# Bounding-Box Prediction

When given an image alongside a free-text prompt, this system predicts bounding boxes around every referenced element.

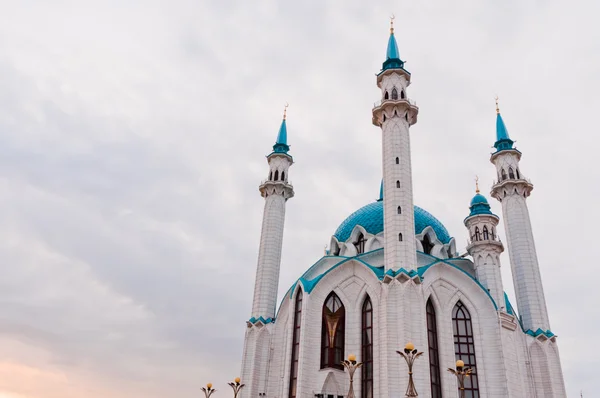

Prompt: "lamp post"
[396,342,424,397]
[447,360,473,398]
[228,377,245,398]
[342,354,363,398]
[201,383,216,398]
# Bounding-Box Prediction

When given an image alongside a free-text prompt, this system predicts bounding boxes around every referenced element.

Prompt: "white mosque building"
[239,23,567,398]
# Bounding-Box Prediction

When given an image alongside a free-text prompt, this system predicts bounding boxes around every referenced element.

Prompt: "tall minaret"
[464,178,505,308]
[489,100,550,332]
[250,106,295,321]
[372,18,420,272]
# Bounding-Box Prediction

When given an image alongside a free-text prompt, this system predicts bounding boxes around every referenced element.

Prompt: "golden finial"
[475,175,480,194]
[283,102,289,120]
[390,14,395,34]
[495,95,500,114]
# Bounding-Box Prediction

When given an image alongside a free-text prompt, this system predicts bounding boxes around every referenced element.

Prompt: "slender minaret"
[464,178,505,308]
[250,106,295,321]
[372,17,420,272]
[489,99,550,332]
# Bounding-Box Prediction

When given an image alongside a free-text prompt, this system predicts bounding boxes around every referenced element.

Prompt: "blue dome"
[470,193,489,206]
[334,201,452,244]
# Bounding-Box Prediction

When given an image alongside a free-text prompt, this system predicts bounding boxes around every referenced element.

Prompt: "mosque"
[239,22,567,398]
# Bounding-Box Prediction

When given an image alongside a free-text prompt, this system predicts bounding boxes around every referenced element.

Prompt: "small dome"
[470,193,489,207]
[333,201,452,244]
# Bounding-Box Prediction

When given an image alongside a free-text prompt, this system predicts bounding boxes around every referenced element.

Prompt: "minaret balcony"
[259,180,294,199]
[490,178,533,200]
[467,239,504,254]
[372,98,419,127]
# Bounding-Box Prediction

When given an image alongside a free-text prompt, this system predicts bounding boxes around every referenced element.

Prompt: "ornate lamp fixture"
[447,360,473,398]
[228,377,245,398]
[396,342,423,397]
[342,354,363,398]
[201,383,216,398]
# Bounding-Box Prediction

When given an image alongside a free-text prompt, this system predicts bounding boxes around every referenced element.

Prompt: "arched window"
[482,226,489,240]
[397,206,402,214]
[509,167,515,179]
[361,297,373,398]
[405,113,409,122]
[281,171,285,181]
[354,233,367,255]
[516,168,520,179]
[391,87,398,100]
[395,157,400,164]
[274,170,279,181]
[384,91,389,100]
[398,233,403,242]
[401,90,406,99]
[491,227,496,240]
[501,169,507,181]
[452,302,479,397]
[474,227,480,241]
[269,171,273,180]
[321,293,345,370]
[396,180,401,188]
[426,299,442,398]
[383,114,387,122]
[289,289,303,398]
[422,235,434,255]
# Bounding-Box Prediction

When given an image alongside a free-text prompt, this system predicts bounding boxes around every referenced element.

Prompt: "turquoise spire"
[382,17,406,71]
[467,178,494,218]
[272,105,290,154]
[378,179,383,201]
[493,98,514,152]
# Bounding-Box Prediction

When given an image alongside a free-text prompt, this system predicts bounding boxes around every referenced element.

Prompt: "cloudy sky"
[0,0,598,397]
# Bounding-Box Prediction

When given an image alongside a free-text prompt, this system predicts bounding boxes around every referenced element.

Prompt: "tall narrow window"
[269,171,273,180]
[474,227,480,241]
[274,170,279,181]
[501,169,507,181]
[426,299,442,398]
[395,157,400,164]
[396,180,401,188]
[321,293,345,370]
[384,91,389,100]
[422,235,434,255]
[397,206,402,214]
[399,233,403,241]
[401,90,406,99]
[482,226,489,240]
[289,289,303,398]
[392,88,398,100]
[452,302,479,397]
[354,233,367,254]
[282,171,285,181]
[516,168,521,179]
[509,167,515,179]
[361,297,373,398]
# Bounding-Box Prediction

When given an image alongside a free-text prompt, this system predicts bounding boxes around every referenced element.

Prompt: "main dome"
[333,200,452,243]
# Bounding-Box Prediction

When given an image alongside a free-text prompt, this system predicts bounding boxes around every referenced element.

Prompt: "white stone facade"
[240,30,566,398]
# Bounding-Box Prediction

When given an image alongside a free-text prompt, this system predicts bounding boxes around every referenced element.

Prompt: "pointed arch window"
[509,167,515,179]
[391,87,398,100]
[474,226,481,241]
[269,171,273,180]
[274,170,279,181]
[452,302,480,397]
[321,293,345,370]
[401,90,406,99]
[282,171,285,181]
[354,233,367,255]
[426,299,442,398]
[361,297,373,398]
[501,169,507,181]
[516,168,521,179]
[422,235,434,255]
[289,289,303,398]
[384,91,389,100]
[482,226,489,240]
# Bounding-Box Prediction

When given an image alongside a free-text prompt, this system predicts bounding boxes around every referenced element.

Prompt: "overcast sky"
[0,0,598,397]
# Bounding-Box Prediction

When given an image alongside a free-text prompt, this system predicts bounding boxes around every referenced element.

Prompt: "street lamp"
[447,360,473,398]
[228,377,245,398]
[201,383,216,398]
[396,342,424,397]
[342,353,363,398]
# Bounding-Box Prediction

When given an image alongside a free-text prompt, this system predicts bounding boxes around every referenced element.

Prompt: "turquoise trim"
[494,113,514,151]
[272,119,290,154]
[248,316,275,325]
[333,201,452,244]
[525,328,556,339]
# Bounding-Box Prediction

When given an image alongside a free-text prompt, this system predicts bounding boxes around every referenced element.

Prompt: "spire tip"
[390,14,395,34]
[283,102,289,120]
[495,95,500,114]
[475,175,480,194]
